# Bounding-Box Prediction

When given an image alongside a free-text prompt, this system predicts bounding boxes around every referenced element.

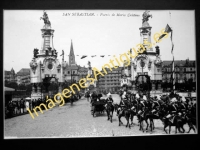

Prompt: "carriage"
[91,98,107,117]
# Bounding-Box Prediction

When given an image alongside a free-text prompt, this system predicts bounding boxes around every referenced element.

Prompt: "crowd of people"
[5,92,84,118]
[5,98,49,118]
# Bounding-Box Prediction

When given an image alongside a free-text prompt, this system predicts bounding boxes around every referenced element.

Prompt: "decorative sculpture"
[33,48,39,58]
[30,58,38,74]
[88,61,91,69]
[60,50,64,61]
[140,59,145,68]
[148,59,152,69]
[142,10,152,24]
[133,62,137,70]
[154,55,162,67]
[40,10,51,28]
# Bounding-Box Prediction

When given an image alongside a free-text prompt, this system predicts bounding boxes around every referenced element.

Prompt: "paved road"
[4,94,194,138]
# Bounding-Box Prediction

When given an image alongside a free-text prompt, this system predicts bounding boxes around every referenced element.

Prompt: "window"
[190,74,193,76]
[68,71,70,74]
[73,71,75,74]
[190,68,192,71]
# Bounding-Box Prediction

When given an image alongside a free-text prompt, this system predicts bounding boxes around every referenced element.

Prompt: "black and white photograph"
[3,9,197,138]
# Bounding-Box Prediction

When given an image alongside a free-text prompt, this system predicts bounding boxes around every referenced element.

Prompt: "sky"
[4,10,195,73]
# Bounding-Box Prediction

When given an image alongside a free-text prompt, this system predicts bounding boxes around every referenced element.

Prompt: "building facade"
[98,67,123,93]
[162,59,196,83]
[16,68,31,85]
[4,68,16,83]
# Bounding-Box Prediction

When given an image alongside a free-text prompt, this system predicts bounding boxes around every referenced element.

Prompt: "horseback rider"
[138,95,146,113]
[151,96,160,116]
[105,93,114,109]
[117,94,128,116]
[176,97,187,116]
[165,97,178,123]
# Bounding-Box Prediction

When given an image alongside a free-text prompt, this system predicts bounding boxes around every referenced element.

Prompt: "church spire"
[69,39,75,66]
[70,39,74,56]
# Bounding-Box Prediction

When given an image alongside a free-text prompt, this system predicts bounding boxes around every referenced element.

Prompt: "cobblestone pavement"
[4,94,195,138]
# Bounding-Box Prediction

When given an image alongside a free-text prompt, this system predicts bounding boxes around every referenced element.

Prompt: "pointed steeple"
[70,39,74,56]
[69,39,75,66]
[11,68,15,74]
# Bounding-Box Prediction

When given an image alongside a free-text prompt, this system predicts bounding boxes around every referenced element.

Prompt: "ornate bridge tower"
[30,11,65,99]
[131,10,162,96]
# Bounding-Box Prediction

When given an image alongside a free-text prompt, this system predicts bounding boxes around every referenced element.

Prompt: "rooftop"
[16,68,30,76]
[162,60,195,67]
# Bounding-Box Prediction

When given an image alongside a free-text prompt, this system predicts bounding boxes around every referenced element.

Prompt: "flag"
[100,55,105,57]
[172,55,175,90]
[81,55,87,59]
[171,31,174,54]
[157,24,172,42]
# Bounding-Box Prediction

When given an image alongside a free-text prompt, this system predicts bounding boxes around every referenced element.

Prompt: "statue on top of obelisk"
[142,10,152,27]
[40,10,51,28]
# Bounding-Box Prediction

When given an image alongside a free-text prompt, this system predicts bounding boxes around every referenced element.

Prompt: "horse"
[129,104,138,126]
[115,104,131,128]
[137,104,151,132]
[40,11,51,27]
[142,10,152,23]
[145,99,166,131]
[184,104,196,133]
[162,115,185,134]
[128,98,139,126]
[148,106,166,132]
[105,102,114,123]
